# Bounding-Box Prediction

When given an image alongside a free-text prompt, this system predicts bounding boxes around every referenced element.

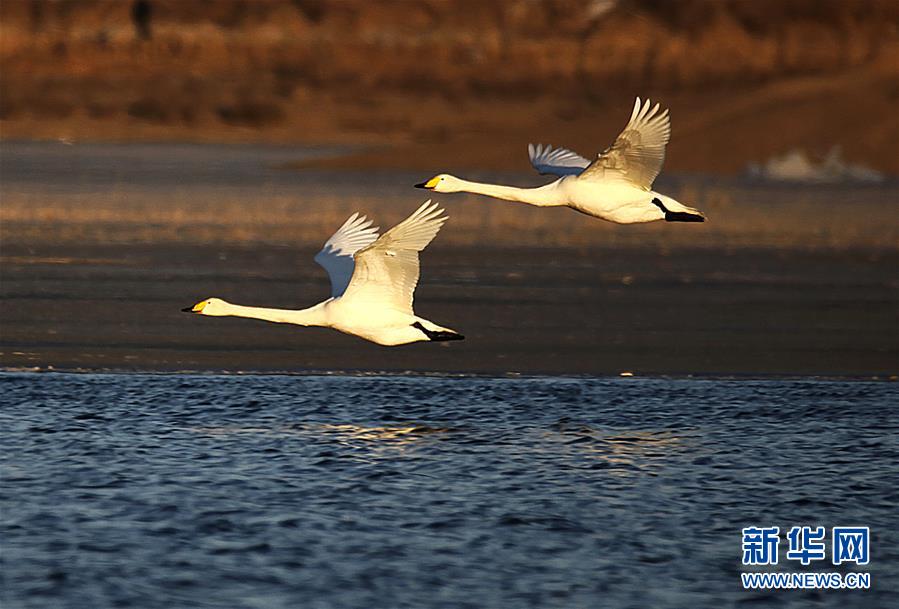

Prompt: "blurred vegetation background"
[2,0,897,174]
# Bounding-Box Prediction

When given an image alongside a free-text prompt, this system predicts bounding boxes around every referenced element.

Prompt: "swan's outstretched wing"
[528,143,591,176]
[314,212,380,298]
[579,97,671,190]
[341,200,447,314]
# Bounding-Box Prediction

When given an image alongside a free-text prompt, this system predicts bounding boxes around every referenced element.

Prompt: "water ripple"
[1,373,896,609]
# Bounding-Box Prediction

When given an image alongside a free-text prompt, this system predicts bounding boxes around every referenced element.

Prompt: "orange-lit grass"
[1,184,896,250]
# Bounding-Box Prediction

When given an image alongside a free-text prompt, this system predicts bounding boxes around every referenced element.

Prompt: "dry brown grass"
[1,1,898,174]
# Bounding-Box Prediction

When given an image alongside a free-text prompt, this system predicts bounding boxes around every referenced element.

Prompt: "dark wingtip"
[666,212,705,223]
[414,182,428,189]
[432,332,464,342]
[653,198,705,223]
[412,322,464,342]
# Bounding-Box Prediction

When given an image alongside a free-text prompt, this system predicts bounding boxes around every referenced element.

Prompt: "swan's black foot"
[412,322,464,341]
[652,198,705,222]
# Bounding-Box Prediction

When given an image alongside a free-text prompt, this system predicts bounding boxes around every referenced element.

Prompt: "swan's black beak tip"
[414,182,428,189]
[181,306,194,313]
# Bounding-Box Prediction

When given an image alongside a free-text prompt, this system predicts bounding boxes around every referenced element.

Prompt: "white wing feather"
[578,97,671,189]
[314,212,380,298]
[341,200,447,314]
[528,143,591,176]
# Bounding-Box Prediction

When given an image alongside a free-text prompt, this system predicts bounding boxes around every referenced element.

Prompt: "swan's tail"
[412,321,464,342]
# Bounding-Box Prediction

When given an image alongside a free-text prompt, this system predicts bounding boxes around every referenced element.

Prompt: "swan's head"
[182,297,230,316]
[414,174,462,193]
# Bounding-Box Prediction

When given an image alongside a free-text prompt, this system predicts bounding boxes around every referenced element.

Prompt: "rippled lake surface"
[2,373,897,609]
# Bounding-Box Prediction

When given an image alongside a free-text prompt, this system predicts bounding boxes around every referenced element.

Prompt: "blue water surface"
[1,373,897,609]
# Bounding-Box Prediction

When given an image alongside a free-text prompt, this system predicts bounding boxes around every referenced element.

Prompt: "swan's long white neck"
[452,178,564,207]
[218,301,328,327]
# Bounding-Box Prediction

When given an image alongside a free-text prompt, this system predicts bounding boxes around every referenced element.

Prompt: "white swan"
[183,201,463,346]
[416,97,705,224]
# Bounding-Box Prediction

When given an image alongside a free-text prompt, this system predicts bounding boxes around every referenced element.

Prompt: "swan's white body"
[184,201,462,346]
[417,97,705,224]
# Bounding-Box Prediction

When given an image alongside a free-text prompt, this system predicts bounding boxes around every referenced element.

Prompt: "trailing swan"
[416,97,705,224]
[183,201,463,346]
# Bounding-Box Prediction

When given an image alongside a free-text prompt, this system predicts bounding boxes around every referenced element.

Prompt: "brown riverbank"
[1,137,896,378]
[2,241,896,377]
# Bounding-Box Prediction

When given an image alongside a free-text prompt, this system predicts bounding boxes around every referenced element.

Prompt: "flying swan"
[183,201,463,346]
[415,97,705,224]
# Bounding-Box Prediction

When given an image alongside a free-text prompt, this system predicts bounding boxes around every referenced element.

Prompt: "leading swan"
[183,201,463,346]
[416,97,705,224]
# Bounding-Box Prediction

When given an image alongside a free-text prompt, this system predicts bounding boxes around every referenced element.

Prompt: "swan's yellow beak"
[182,300,207,313]
[414,176,440,189]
